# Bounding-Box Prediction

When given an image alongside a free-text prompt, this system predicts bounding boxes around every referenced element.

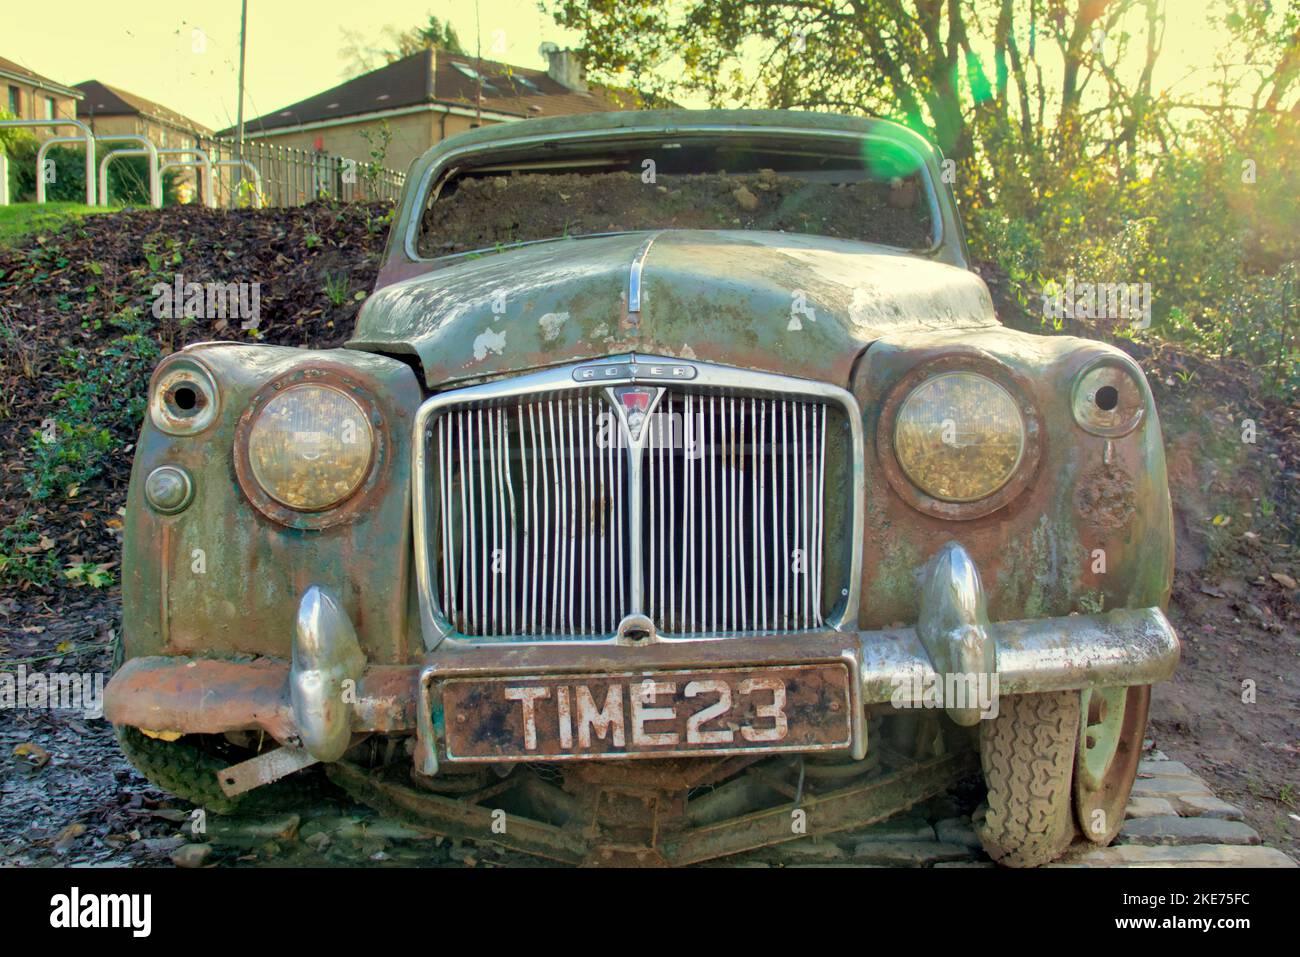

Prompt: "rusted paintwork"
[349,231,998,391]
[853,329,1173,627]
[109,108,1180,866]
[104,656,416,738]
[121,343,423,665]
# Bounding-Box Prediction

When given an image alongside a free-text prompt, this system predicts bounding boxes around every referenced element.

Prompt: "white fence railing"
[204,137,405,208]
[0,119,405,209]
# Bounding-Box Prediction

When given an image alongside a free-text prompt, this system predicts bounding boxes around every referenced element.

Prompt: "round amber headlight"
[247,385,374,511]
[894,372,1025,502]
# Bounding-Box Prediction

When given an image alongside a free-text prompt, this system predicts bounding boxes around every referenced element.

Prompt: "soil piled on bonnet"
[418,170,932,257]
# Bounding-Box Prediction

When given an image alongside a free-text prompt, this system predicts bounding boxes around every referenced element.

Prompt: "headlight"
[247,385,374,510]
[894,372,1025,502]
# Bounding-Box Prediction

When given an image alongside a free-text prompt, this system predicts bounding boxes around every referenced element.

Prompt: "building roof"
[218,48,650,137]
[75,80,213,136]
[0,55,83,99]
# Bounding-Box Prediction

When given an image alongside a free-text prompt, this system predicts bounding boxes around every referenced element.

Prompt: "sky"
[6,1,583,131]
[5,0,1236,132]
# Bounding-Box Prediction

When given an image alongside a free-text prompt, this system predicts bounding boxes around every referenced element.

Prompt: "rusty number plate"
[440,663,852,762]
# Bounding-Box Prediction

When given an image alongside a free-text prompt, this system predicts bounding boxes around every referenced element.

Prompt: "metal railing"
[0,119,404,209]
[4,119,99,204]
[205,137,405,208]
[96,135,161,208]
[157,147,214,207]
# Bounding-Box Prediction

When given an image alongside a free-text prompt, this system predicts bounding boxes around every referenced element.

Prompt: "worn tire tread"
[977,691,1079,868]
[115,725,247,814]
[110,635,322,815]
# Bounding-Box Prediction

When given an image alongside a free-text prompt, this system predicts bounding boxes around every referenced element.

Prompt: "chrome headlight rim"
[150,357,220,436]
[1070,355,1146,437]
[876,353,1042,521]
[234,367,387,530]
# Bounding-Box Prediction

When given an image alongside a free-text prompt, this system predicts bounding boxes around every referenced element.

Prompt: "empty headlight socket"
[1071,357,1146,438]
[150,358,220,436]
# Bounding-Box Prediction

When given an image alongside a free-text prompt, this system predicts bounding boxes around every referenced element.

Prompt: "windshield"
[416,135,936,259]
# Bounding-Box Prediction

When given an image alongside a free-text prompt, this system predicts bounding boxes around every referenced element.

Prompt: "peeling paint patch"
[680,342,697,359]
[472,328,507,361]
[591,322,610,340]
[538,311,570,342]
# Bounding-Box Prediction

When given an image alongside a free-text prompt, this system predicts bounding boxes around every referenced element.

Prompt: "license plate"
[439,663,853,761]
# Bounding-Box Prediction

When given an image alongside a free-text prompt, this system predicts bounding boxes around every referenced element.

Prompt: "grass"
[0,202,114,248]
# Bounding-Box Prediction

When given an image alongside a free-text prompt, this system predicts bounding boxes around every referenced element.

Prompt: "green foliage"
[0,202,110,249]
[63,561,115,588]
[548,0,1300,396]
[321,270,350,306]
[0,109,38,200]
[23,324,160,501]
[358,122,393,197]
[0,514,60,588]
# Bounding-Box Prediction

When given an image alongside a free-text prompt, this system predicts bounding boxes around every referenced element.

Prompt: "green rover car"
[106,110,1179,867]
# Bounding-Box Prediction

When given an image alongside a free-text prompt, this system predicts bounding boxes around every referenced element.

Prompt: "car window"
[416,136,935,259]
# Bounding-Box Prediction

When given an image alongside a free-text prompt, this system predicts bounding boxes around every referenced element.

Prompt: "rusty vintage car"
[106,110,1179,867]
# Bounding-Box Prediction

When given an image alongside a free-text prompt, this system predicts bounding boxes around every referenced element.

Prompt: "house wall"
[2,78,79,137]
[245,108,512,176]
[83,114,207,203]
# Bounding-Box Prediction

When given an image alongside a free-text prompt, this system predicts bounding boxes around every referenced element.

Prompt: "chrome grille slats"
[422,365,847,642]
[638,392,826,637]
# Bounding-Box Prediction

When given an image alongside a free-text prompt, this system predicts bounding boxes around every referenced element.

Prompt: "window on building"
[7,86,20,117]
[44,96,56,119]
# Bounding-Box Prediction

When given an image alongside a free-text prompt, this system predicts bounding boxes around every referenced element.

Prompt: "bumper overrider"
[104,542,1179,791]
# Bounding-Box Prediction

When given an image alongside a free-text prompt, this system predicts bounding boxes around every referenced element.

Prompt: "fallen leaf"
[13,742,50,768]
[53,823,87,853]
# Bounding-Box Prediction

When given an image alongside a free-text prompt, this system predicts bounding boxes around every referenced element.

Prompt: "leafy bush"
[23,325,160,501]
[0,514,60,588]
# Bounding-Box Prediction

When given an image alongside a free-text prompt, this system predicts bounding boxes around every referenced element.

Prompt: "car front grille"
[415,358,861,642]
[644,392,827,634]
[431,394,630,638]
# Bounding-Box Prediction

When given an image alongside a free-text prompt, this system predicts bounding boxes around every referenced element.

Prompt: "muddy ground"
[0,203,1295,867]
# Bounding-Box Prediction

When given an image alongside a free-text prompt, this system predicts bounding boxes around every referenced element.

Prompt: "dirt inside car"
[104,109,1180,867]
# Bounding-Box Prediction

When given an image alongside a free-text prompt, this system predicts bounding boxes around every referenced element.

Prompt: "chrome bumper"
[105,544,1179,769]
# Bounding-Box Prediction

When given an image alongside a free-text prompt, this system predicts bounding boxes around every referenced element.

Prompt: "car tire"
[110,633,322,815]
[976,691,1080,868]
[115,725,252,814]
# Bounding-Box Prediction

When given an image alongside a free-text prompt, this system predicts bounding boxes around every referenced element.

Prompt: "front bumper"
[104,543,1180,769]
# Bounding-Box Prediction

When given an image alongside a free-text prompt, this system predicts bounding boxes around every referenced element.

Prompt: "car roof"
[418,108,943,164]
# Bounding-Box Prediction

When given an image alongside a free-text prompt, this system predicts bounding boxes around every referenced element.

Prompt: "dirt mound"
[418,170,931,257]
[0,202,392,621]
